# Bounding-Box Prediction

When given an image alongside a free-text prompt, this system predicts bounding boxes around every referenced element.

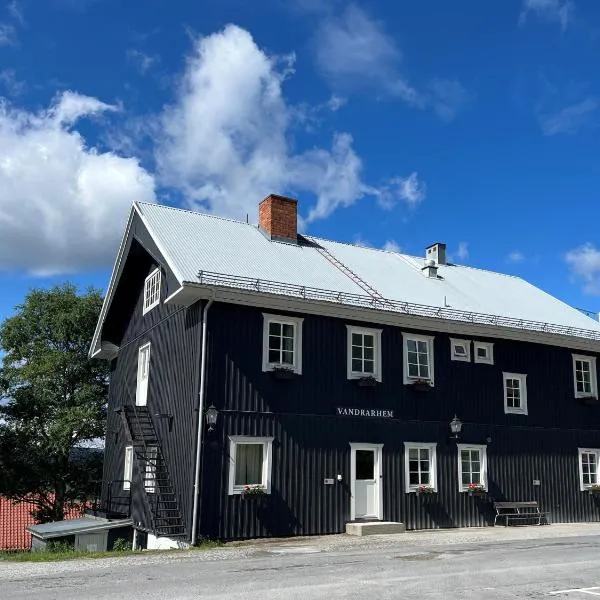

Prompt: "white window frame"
[123,446,133,491]
[503,372,528,415]
[404,442,438,493]
[144,446,158,494]
[402,333,435,385]
[474,342,494,365]
[572,354,598,399]
[578,448,600,491]
[450,338,471,362]
[143,268,161,315]
[262,313,303,374]
[457,444,488,492]
[136,343,151,407]
[228,436,274,495]
[346,325,382,381]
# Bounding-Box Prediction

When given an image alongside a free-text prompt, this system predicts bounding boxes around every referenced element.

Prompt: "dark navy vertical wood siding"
[198,301,600,540]
[101,247,202,537]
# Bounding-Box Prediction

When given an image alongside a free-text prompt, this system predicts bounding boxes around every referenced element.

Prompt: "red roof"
[0,496,84,551]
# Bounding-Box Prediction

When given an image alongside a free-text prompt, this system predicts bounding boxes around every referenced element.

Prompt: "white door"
[350,443,383,520]
[136,343,151,406]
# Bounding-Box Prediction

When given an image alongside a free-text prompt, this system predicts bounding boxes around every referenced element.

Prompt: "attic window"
[450,339,471,362]
[143,269,161,315]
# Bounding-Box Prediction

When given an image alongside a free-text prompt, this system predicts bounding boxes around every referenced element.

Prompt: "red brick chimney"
[258,194,298,243]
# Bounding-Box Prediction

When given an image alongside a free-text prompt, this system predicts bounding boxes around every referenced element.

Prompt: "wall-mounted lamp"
[205,405,219,432]
[449,415,462,441]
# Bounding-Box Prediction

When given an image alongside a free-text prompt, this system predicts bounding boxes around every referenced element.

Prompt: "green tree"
[0,284,108,522]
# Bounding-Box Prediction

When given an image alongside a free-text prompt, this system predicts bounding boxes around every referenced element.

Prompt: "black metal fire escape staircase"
[119,405,186,538]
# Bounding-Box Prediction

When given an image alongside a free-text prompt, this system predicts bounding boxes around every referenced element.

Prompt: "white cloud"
[508,250,525,263]
[0,69,26,97]
[126,49,158,75]
[378,172,426,209]
[538,97,598,135]
[313,4,467,119]
[7,1,25,26]
[0,92,156,274]
[327,94,346,111]
[0,23,16,46]
[456,242,469,261]
[519,0,574,31]
[383,240,402,253]
[565,243,600,295]
[155,24,420,224]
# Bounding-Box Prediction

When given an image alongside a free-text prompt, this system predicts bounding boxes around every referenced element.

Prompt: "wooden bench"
[493,501,549,526]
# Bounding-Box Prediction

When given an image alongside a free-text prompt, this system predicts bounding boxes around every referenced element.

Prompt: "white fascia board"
[176,282,600,353]
[89,202,185,359]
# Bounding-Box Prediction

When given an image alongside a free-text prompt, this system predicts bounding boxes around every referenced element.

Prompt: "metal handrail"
[196,270,600,343]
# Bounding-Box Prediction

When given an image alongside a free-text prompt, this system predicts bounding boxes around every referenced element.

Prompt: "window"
[457,444,488,492]
[572,355,598,399]
[402,333,435,385]
[262,314,303,374]
[474,342,494,365]
[136,343,151,407]
[503,372,528,415]
[144,447,158,494]
[143,269,161,314]
[123,446,133,491]
[578,448,600,491]
[450,338,471,362]
[228,436,274,494]
[346,326,382,381]
[404,442,437,492]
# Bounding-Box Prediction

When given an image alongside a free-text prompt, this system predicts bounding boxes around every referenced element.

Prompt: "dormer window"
[262,313,303,374]
[450,339,471,362]
[143,268,161,315]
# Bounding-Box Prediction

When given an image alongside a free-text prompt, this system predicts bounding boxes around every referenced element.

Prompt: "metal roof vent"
[426,242,447,266]
[422,259,439,279]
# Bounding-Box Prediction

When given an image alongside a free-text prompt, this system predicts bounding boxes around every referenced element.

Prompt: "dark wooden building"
[91,194,600,545]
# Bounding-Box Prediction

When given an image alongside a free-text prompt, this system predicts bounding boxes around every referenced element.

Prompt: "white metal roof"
[90,200,597,348]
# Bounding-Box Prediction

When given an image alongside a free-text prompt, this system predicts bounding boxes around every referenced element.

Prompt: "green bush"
[46,540,75,553]
[112,538,132,552]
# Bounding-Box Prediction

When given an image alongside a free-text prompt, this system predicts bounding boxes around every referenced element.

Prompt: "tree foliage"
[0,284,108,522]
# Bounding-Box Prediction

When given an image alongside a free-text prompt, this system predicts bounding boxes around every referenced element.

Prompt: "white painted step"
[346,521,406,536]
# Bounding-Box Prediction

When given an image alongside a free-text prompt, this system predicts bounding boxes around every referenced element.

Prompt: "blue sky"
[0,0,600,323]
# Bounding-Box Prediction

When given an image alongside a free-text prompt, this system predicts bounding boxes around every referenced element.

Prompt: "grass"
[0,540,223,562]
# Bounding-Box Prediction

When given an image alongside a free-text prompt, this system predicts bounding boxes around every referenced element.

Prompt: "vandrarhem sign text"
[336,407,394,418]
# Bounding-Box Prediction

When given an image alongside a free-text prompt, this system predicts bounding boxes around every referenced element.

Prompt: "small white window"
[474,342,494,365]
[346,326,382,381]
[402,333,435,385]
[262,314,303,374]
[572,355,598,398]
[450,338,471,362]
[228,436,274,495]
[503,372,528,415]
[143,269,161,314]
[123,446,133,491]
[578,448,600,490]
[404,442,437,492]
[457,444,488,492]
[136,343,151,407]
[144,446,158,494]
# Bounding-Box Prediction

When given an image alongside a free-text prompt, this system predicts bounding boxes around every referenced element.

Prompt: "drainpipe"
[191,297,213,546]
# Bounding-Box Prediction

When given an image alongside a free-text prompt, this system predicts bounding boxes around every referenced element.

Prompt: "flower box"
[241,485,266,497]
[416,485,437,496]
[270,367,294,380]
[408,379,432,392]
[466,483,486,496]
[580,396,598,406]
[357,376,378,387]
[587,485,600,495]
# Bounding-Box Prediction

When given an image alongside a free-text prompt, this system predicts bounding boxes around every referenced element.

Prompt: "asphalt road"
[4,530,600,599]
